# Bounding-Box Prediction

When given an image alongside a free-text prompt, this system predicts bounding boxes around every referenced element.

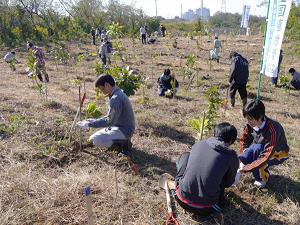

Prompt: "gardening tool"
[67,91,86,141]
[84,186,94,225]
[224,86,229,112]
[159,173,179,225]
[200,111,206,140]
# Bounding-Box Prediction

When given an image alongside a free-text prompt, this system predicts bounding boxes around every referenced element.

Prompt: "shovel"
[159,173,179,225]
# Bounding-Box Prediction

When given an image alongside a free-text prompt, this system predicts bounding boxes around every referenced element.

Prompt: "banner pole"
[257,0,271,100]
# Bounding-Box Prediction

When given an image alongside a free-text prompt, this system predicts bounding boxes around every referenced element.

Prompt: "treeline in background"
[0,0,299,47]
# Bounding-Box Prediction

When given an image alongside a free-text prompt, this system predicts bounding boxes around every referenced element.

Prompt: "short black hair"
[164,69,171,76]
[243,99,265,120]
[214,122,237,144]
[95,74,115,87]
[229,51,238,59]
[11,51,15,55]
[289,68,295,74]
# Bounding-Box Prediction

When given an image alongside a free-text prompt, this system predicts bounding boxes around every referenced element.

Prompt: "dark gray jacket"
[229,54,249,85]
[178,137,239,206]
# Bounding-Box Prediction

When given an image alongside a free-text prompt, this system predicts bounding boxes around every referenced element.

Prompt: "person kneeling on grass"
[77,74,135,153]
[288,68,300,90]
[157,69,179,98]
[174,122,239,216]
[239,99,289,188]
[4,51,18,71]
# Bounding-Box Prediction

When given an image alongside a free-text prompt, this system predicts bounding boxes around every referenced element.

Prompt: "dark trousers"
[141,34,146,44]
[291,80,300,90]
[239,144,288,182]
[229,83,247,106]
[174,152,223,216]
[92,35,96,45]
[101,56,107,65]
[271,77,278,85]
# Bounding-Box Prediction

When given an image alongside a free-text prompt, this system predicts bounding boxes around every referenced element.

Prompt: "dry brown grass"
[0,34,300,225]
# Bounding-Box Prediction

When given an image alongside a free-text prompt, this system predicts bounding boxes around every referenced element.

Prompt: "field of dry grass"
[0,34,300,225]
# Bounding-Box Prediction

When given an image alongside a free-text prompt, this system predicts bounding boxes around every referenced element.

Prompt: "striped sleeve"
[243,121,277,172]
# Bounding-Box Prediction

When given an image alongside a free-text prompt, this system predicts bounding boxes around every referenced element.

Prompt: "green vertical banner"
[258,0,293,99]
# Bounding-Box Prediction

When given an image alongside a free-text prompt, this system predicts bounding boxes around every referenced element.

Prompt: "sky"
[120,0,268,18]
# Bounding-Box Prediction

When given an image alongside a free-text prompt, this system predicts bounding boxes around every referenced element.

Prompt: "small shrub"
[85,102,102,118]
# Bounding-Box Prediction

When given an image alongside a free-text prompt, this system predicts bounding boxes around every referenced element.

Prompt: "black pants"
[101,56,107,65]
[174,152,224,216]
[291,80,300,90]
[229,83,247,102]
[141,34,146,44]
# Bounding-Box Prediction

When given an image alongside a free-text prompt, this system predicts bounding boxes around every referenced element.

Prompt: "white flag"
[241,5,251,28]
[261,0,293,77]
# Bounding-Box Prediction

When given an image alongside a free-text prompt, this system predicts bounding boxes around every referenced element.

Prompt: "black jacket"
[229,54,249,85]
[239,116,289,172]
[178,137,239,206]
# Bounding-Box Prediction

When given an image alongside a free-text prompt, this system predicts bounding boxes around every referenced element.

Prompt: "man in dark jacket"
[229,52,249,107]
[157,68,179,98]
[175,122,239,215]
[91,27,96,45]
[239,99,289,188]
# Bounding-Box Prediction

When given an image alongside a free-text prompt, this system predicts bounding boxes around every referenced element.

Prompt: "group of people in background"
[1,28,295,219]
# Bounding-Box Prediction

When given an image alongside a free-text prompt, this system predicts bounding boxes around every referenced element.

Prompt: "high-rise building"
[195,7,210,20]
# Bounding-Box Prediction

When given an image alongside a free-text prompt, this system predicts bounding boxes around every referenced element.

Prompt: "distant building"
[195,7,210,21]
[182,7,210,21]
[182,9,196,21]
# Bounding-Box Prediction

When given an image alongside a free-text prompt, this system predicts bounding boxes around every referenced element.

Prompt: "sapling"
[188,86,222,139]
[26,49,45,100]
[172,39,178,48]
[7,60,16,72]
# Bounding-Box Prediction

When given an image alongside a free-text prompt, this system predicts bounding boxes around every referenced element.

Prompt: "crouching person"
[239,99,289,188]
[77,74,135,153]
[157,68,179,98]
[174,122,239,216]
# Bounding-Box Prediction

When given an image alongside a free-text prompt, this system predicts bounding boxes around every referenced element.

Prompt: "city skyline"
[120,0,269,18]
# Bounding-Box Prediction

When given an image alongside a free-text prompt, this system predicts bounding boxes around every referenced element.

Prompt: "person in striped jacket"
[239,99,289,188]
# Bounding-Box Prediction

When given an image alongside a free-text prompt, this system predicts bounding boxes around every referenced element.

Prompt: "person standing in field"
[99,37,112,66]
[140,26,146,45]
[228,51,249,107]
[160,24,166,37]
[91,27,96,45]
[210,36,222,63]
[271,50,283,86]
[27,42,49,82]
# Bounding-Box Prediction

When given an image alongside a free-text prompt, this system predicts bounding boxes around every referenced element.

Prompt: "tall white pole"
[181,4,182,19]
[201,0,203,19]
[155,0,158,17]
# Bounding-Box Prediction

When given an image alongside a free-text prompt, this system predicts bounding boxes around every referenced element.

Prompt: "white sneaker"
[254,180,267,188]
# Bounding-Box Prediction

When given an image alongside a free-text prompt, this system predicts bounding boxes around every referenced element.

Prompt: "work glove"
[76,120,90,129]
[232,169,241,186]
